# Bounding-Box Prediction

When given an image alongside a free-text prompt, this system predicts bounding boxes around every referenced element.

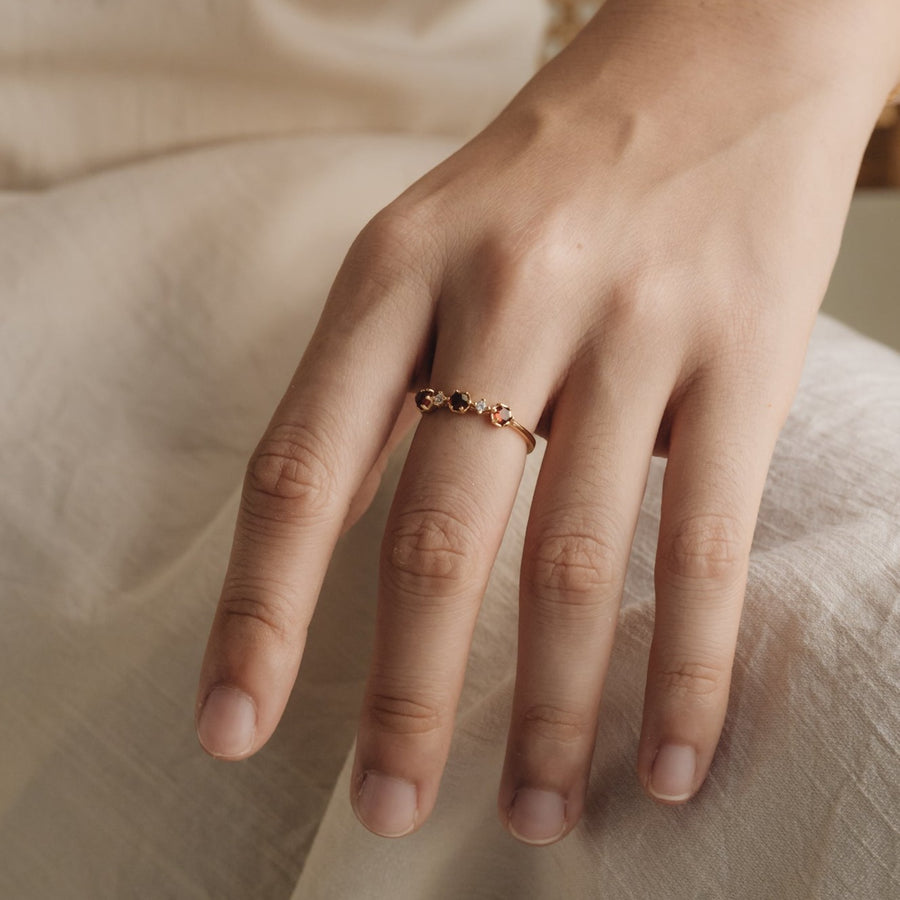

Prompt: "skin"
[195,0,900,845]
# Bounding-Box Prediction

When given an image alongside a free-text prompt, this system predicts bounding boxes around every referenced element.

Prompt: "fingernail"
[507,788,567,845]
[649,744,696,802]
[355,772,418,837]
[196,686,257,758]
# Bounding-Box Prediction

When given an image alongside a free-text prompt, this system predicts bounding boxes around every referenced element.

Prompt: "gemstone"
[490,404,512,427]
[433,391,446,406]
[415,388,435,412]
[474,399,487,414]
[449,390,471,413]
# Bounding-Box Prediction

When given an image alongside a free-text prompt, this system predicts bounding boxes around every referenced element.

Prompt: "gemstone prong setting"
[413,388,535,453]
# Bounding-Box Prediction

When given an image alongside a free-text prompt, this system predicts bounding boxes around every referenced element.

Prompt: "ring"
[414,388,536,454]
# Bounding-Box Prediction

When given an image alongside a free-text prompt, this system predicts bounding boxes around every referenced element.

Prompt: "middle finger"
[499,347,675,844]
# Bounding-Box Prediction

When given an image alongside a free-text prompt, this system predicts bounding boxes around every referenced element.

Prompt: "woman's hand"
[195,0,900,844]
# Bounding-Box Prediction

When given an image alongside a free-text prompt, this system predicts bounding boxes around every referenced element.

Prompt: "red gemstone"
[490,404,512,427]
[415,389,435,412]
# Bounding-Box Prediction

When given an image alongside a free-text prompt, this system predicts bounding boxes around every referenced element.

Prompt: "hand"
[196,0,900,844]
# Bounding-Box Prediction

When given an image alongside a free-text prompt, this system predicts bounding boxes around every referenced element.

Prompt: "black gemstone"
[449,390,471,413]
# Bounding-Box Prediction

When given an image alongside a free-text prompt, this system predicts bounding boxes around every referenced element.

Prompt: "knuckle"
[367,692,445,736]
[383,506,479,601]
[661,513,745,584]
[520,704,590,746]
[350,204,437,288]
[473,231,526,279]
[531,529,619,595]
[526,528,620,616]
[601,266,669,338]
[244,423,338,522]
[469,229,554,304]
[364,203,428,248]
[219,578,297,644]
[654,661,728,701]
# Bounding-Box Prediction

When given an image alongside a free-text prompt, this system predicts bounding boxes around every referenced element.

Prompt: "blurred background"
[829,101,900,352]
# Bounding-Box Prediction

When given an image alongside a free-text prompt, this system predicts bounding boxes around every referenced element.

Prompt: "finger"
[350,338,553,837]
[196,218,437,760]
[638,369,784,803]
[498,354,674,845]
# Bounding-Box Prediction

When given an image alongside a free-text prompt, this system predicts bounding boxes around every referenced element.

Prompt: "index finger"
[195,221,435,759]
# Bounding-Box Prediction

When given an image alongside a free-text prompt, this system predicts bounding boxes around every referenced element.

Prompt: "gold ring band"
[414,388,536,454]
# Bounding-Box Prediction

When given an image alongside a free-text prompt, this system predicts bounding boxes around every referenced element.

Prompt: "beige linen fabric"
[0,1,544,897]
[0,0,543,189]
[1,2,899,899]
[297,313,900,899]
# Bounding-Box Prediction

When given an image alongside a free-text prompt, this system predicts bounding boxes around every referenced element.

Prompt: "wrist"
[567,0,900,109]
[532,0,900,153]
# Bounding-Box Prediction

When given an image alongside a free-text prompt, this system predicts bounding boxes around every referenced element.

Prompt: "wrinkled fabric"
[0,0,544,189]
[296,312,900,899]
[1,2,898,899]
[0,2,544,896]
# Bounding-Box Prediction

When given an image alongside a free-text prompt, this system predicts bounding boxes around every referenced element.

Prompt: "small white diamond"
[433,391,446,406]
[474,399,487,414]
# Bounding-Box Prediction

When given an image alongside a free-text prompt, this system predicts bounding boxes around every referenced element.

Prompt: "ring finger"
[499,349,675,844]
